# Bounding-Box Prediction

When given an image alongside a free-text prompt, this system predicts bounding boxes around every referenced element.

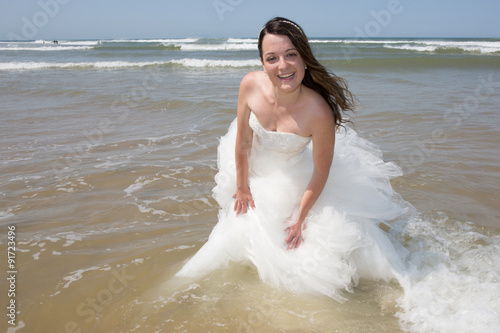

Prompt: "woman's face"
[260,33,306,93]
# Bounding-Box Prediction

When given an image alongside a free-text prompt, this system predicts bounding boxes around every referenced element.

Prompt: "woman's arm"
[233,73,257,215]
[285,107,336,249]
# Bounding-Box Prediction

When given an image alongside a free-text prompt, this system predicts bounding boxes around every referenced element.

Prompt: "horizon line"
[2,36,500,42]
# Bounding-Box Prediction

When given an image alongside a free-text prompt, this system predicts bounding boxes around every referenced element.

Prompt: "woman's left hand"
[284,218,304,250]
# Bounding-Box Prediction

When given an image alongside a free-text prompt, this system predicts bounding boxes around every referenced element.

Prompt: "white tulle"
[176,112,413,302]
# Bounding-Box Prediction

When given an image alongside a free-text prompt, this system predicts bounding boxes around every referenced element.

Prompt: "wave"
[341,39,415,44]
[310,38,500,54]
[175,43,257,51]
[61,41,101,46]
[180,38,353,49]
[1,38,256,52]
[94,43,180,51]
[309,39,346,44]
[0,58,261,70]
[395,213,500,333]
[336,39,500,54]
[0,46,93,51]
[384,40,500,54]
[4,38,500,48]
[0,39,98,51]
[3,53,498,71]
[103,38,200,44]
[226,38,257,43]
[4,38,498,55]
[328,55,500,70]
[169,58,260,67]
[30,39,100,45]
[0,61,165,70]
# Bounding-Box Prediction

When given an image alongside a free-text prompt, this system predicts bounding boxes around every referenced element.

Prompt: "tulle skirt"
[176,118,413,302]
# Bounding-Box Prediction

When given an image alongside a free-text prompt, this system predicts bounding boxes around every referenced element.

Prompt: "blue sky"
[1,0,499,40]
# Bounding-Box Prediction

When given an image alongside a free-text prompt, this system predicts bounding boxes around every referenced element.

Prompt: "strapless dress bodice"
[249,112,311,155]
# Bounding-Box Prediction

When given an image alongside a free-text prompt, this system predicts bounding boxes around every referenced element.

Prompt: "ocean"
[1,37,499,332]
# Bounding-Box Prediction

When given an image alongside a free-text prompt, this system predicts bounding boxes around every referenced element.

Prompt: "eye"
[287,52,297,58]
[266,56,277,62]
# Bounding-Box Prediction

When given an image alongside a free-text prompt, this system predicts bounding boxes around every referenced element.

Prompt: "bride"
[176,17,412,302]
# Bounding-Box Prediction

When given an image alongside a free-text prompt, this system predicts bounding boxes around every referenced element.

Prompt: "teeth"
[278,73,294,79]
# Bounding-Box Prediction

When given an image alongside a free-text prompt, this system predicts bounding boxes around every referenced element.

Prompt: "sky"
[1,0,499,41]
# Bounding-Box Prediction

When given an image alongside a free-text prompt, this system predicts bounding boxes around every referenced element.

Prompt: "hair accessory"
[277,20,303,34]
[259,20,304,35]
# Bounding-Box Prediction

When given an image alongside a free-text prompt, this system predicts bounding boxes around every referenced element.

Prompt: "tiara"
[259,20,303,35]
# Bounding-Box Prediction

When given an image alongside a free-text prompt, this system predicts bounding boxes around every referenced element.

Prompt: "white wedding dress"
[176,112,412,302]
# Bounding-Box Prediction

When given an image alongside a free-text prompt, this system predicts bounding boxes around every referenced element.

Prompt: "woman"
[233,17,355,250]
[176,17,411,302]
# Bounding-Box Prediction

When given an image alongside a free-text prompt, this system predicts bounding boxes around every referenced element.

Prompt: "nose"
[278,56,288,70]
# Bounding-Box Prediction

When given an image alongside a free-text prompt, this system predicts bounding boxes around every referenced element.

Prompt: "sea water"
[1,37,499,332]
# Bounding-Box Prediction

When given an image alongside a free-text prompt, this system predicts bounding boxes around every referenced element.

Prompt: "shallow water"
[1,38,499,332]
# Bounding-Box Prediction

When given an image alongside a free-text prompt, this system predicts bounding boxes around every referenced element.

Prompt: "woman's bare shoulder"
[240,71,264,88]
[302,88,336,134]
[237,72,265,118]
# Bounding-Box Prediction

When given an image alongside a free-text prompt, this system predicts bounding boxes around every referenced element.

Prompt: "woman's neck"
[272,84,304,109]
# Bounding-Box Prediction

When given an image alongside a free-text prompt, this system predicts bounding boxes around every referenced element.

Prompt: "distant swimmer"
[53,40,59,44]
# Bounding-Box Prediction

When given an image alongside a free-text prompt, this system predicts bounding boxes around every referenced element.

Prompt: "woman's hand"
[233,187,255,215]
[284,216,305,250]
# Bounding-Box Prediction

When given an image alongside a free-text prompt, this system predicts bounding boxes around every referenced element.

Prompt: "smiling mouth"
[277,72,295,80]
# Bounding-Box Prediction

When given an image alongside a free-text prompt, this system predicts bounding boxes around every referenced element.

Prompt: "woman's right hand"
[233,187,255,215]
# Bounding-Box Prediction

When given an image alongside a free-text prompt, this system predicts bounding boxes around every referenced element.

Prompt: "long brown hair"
[258,17,354,128]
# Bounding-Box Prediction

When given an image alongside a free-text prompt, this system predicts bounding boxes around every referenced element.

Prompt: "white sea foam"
[176,43,257,51]
[0,58,261,70]
[33,251,44,260]
[396,215,500,333]
[94,159,130,169]
[309,39,345,44]
[57,187,75,192]
[337,39,500,53]
[9,175,43,182]
[136,203,167,216]
[0,61,164,70]
[226,38,257,43]
[0,211,14,220]
[7,39,98,45]
[106,38,199,43]
[61,265,110,290]
[0,46,93,51]
[384,40,500,53]
[124,176,162,196]
[0,205,21,220]
[165,245,196,253]
[399,266,500,332]
[62,233,84,247]
[386,44,438,52]
[60,40,100,46]
[170,58,260,68]
[343,39,413,44]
